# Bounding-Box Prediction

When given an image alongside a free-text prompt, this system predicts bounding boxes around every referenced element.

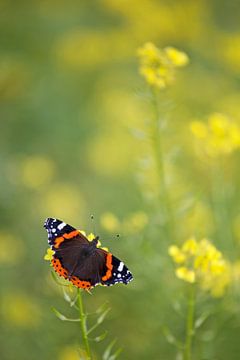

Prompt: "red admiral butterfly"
[44,218,133,290]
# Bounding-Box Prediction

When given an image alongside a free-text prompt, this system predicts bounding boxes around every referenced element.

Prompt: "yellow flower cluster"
[169,237,230,297]
[190,113,240,157]
[138,42,189,89]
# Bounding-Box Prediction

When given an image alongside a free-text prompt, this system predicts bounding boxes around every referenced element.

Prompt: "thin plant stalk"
[210,158,234,253]
[77,288,92,360]
[184,284,196,360]
[150,87,175,242]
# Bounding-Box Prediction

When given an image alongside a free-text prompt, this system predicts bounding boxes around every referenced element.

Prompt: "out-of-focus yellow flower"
[39,183,85,222]
[20,155,55,189]
[87,232,108,252]
[100,212,120,232]
[123,211,149,234]
[164,46,189,67]
[190,121,208,139]
[0,232,24,265]
[58,346,80,360]
[168,245,186,264]
[182,237,198,256]
[176,267,196,283]
[2,293,40,327]
[44,248,55,261]
[137,42,189,89]
[180,202,214,239]
[169,237,230,296]
[190,113,240,157]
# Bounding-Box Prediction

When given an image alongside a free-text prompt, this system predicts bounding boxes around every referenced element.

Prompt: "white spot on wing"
[117,261,124,272]
[58,222,66,230]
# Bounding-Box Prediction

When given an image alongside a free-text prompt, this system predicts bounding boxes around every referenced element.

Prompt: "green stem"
[184,284,196,360]
[210,159,234,253]
[150,87,175,242]
[78,288,91,360]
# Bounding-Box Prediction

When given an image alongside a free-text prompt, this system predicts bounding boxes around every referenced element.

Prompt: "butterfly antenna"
[90,214,97,238]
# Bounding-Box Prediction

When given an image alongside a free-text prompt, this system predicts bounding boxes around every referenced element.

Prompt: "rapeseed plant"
[138,42,189,89]
[44,232,120,360]
[169,237,230,297]
[190,113,240,158]
[137,42,189,242]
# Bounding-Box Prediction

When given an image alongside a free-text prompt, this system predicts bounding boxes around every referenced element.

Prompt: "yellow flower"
[190,121,208,139]
[169,237,230,297]
[168,245,186,264]
[138,42,189,89]
[87,233,95,241]
[182,237,198,256]
[164,46,189,67]
[44,248,55,261]
[176,267,196,283]
[190,113,240,157]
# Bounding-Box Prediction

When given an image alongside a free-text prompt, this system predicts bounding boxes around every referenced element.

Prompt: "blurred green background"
[1,1,240,359]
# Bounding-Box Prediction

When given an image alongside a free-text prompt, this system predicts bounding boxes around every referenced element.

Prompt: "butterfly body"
[44,218,133,290]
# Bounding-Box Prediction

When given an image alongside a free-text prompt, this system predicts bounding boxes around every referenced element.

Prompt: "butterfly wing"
[44,218,89,249]
[97,248,133,286]
[44,218,94,289]
[44,218,133,290]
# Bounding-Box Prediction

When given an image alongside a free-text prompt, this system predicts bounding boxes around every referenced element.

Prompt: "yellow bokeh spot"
[191,113,240,158]
[123,211,148,234]
[21,155,55,189]
[58,346,80,360]
[2,293,40,327]
[190,121,208,139]
[100,212,120,232]
[0,232,24,265]
[40,183,85,221]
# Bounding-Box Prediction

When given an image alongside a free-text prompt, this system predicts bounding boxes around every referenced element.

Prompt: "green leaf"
[62,287,72,303]
[108,347,122,360]
[51,307,80,322]
[195,312,210,329]
[103,340,122,360]
[94,331,108,342]
[97,307,111,324]
[87,307,111,335]
[161,326,183,349]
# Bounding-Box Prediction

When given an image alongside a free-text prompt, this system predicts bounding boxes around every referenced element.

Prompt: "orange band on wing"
[70,276,92,290]
[102,253,113,281]
[54,230,80,248]
[51,258,68,278]
[52,258,92,290]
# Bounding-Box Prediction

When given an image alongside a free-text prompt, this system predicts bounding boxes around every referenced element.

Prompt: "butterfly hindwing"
[98,250,133,286]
